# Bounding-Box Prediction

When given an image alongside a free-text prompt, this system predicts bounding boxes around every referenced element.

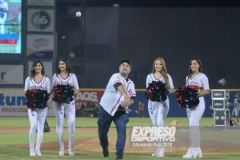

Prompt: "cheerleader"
[146,57,175,157]
[52,58,79,156]
[24,60,50,156]
[183,57,210,158]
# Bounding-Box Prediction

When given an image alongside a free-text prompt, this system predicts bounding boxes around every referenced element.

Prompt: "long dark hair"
[187,57,203,78]
[30,60,45,78]
[56,58,73,75]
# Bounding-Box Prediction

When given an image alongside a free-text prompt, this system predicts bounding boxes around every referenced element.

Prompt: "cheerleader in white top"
[52,58,79,156]
[24,60,50,157]
[146,58,175,157]
[183,57,210,159]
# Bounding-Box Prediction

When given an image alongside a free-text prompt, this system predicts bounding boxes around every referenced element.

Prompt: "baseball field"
[0,117,240,160]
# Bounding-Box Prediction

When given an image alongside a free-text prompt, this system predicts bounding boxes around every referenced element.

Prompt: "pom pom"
[176,87,199,108]
[36,90,49,109]
[52,84,74,104]
[25,89,49,110]
[145,81,169,102]
[25,89,37,110]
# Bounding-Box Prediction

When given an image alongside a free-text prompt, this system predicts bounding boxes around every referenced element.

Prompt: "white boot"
[68,132,75,156]
[35,132,43,156]
[57,132,64,156]
[152,147,158,157]
[155,147,164,157]
[194,147,202,158]
[29,132,36,156]
[183,148,195,158]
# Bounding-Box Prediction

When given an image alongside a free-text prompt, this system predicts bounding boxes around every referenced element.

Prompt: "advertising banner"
[0,89,104,117]
[75,90,104,118]
[0,65,24,85]
[27,9,55,32]
[26,34,54,58]
[0,89,55,117]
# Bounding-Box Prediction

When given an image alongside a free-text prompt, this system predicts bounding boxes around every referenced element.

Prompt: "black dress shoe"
[116,154,123,159]
[103,148,109,157]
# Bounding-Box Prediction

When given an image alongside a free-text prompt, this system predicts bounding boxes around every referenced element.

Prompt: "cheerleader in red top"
[24,60,50,157]
[183,57,210,159]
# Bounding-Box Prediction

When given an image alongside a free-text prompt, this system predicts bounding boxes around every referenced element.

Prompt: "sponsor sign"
[0,89,54,117]
[27,9,55,32]
[0,89,104,117]
[26,34,54,58]
[0,65,24,85]
[75,90,104,117]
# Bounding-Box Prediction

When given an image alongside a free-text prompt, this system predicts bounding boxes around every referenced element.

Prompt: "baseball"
[76,11,81,17]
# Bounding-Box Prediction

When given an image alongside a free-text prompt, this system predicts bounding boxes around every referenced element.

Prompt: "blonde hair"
[152,57,169,88]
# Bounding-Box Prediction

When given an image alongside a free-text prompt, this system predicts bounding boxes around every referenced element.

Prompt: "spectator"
[138,101,145,118]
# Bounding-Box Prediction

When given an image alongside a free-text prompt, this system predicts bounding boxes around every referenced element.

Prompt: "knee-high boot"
[57,132,64,156]
[35,132,43,156]
[29,132,36,156]
[155,146,164,157]
[68,132,75,156]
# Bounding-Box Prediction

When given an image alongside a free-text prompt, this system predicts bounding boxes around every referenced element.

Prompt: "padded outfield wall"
[0,88,238,117]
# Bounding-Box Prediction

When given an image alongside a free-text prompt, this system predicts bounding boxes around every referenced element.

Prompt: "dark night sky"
[55,0,240,89]
[57,0,240,8]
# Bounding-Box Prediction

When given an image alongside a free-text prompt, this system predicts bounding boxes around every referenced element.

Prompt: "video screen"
[0,0,21,54]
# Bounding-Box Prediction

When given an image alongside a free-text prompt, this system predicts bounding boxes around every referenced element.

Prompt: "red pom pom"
[25,89,37,109]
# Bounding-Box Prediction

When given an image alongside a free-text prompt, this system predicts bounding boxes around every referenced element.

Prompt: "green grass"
[0,117,214,127]
[0,117,240,159]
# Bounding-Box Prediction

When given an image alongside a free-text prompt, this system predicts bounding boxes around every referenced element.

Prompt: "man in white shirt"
[98,59,136,160]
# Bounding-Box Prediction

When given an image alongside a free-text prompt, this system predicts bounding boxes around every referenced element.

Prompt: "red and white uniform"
[185,73,210,126]
[146,73,174,127]
[100,73,136,116]
[24,76,50,133]
[52,73,79,155]
[52,73,79,133]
